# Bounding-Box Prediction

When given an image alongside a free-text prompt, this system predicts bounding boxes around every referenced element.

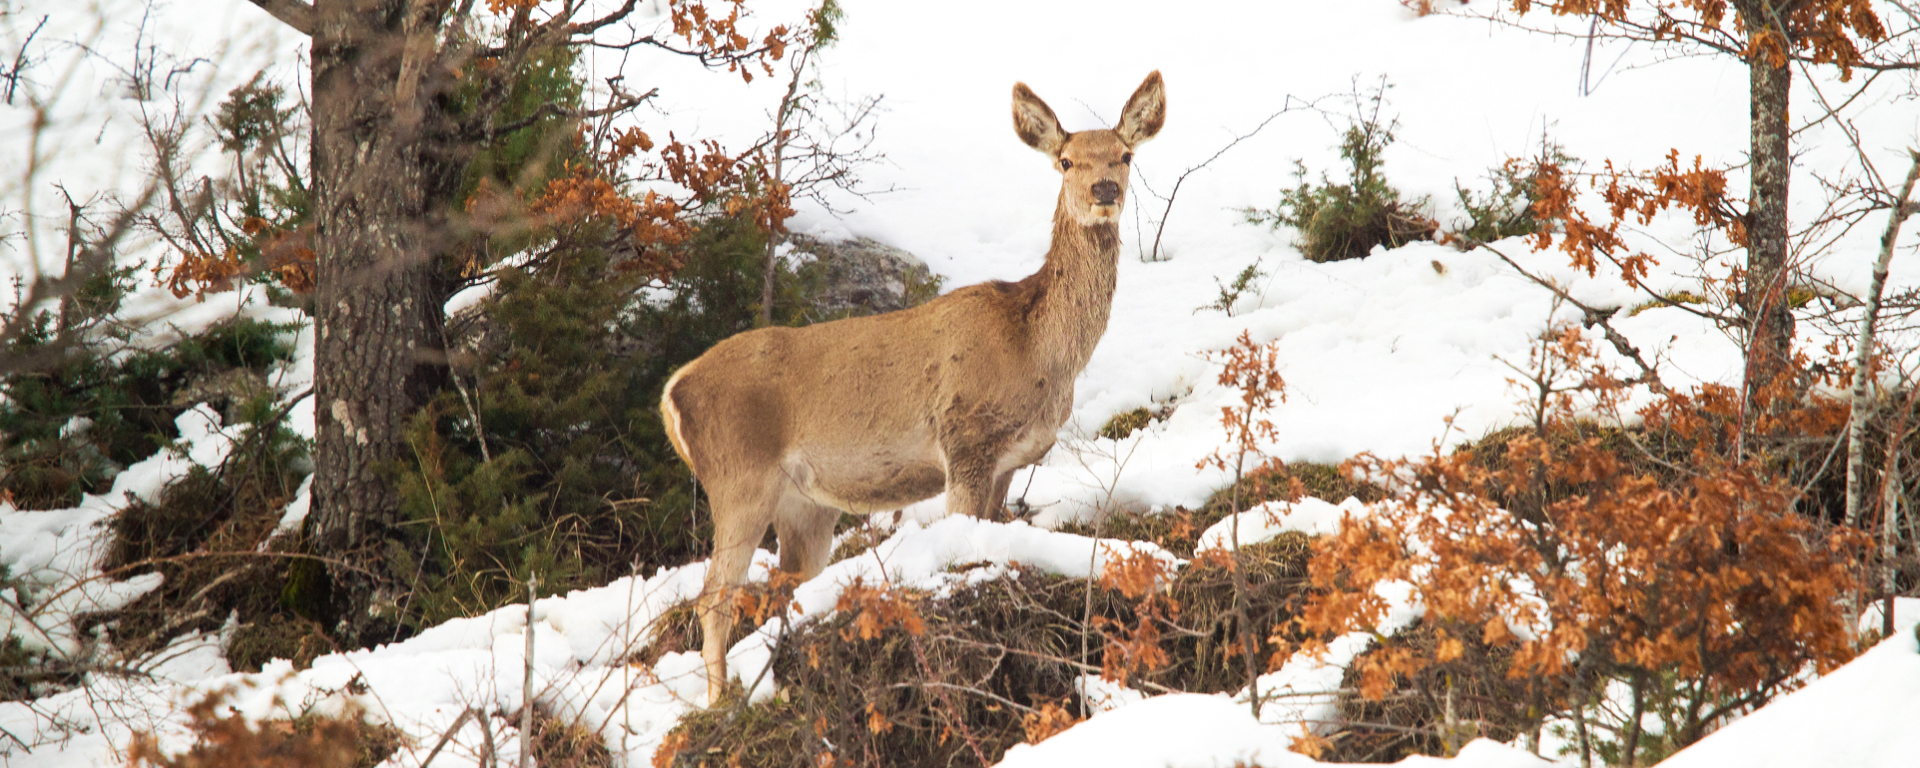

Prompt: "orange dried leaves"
[162,248,245,300]
[1098,546,1170,600]
[732,569,805,625]
[1198,331,1289,477]
[1299,324,1867,703]
[127,688,388,768]
[159,218,313,300]
[650,731,690,768]
[834,578,926,642]
[1526,151,1741,285]
[1092,548,1178,685]
[533,167,691,248]
[485,0,540,14]
[668,0,792,82]
[1509,0,1885,77]
[1020,698,1082,745]
[497,125,793,283]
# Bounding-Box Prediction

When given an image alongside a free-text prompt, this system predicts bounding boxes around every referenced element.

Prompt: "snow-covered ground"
[5,0,1920,765]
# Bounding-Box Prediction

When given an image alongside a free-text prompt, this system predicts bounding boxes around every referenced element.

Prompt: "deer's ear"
[1012,82,1066,155]
[1116,71,1166,146]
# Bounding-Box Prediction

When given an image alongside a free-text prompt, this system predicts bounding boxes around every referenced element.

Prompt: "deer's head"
[1012,71,1165,226]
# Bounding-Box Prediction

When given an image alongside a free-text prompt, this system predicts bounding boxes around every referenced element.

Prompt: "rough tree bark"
[303,0,460,645]
[1740,27,1795,408]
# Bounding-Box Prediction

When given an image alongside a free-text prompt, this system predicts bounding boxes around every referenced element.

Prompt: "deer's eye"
[1060,158,1074,170]
[1121,152,1133,164]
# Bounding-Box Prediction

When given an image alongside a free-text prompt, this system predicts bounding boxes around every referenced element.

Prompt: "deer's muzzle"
[1091,180,1120,206]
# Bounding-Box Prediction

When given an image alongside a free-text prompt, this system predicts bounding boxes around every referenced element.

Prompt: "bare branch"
[1,14,48,105]
[1477,241,1672,397]
[1141,101,1303,262]
[242,0,316,36]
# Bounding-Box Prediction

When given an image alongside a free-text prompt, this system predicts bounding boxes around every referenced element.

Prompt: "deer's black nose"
[1091,180,1120,205]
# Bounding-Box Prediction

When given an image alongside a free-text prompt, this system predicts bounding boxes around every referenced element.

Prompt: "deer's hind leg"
[698,470,782,706]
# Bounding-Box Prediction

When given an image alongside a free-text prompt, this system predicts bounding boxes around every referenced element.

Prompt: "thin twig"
[1478,241,1671,396]
[418,707,477,768]
[1142,103,1300,262]
[520,573,537,768]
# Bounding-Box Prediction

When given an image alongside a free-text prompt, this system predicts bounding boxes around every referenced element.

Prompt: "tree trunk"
[1844,152,1920,529]
[308,0,452,646]
[1742,30,1796,410]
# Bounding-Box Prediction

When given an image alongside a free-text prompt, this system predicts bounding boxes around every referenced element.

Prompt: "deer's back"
[664,275,1065,506]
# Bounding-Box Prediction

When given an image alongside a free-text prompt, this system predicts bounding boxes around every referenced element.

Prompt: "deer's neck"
[1029,197,1121,377]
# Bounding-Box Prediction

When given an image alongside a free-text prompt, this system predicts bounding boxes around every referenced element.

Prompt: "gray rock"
[787,234,942,318]
[172,367,275,422]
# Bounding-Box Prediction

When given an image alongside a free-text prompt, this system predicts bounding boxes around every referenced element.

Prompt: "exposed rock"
[442,234,942,369]
[787,234,943,318]
[172,368,275,422]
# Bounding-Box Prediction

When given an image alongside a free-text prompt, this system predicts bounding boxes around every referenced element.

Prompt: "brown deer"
[660,72,1165,704]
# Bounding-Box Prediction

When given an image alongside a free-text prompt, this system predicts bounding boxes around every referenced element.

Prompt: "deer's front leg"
[943,456,1000,520]
[937,400,1014,519]
[940,439,1019,521]
[990,470,1017,520]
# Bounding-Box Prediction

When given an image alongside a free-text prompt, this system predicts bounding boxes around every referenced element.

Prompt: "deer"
[660,71,1165,705]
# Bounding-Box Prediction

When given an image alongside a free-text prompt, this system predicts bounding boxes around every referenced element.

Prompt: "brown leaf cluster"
[509,131,793,281]
[1092,548,1179,685]
[485,0,541,14]
[127,688,394,768]
[1296,321,1868,708]
[159,218,314,300]
[1097,546,1169,600]
[732,569,805,625]
[1511,0,1885,77]
[1289,725,1335,759]
[249,218,316,294]
[1527,151,1742,286]
[1091,608,1170,687]
[161,248,245,300]
[651,730,689,768]
[833,577,927,642]
[669,0,792,82]
[1019,697,1081,745]
[864,701,893,735]
[1198,331,1288,477]
[533,166,690,245]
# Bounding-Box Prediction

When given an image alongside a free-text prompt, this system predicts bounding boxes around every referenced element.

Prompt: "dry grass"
[126,689,401,768]
[657,528,1317,768]
[1327,618,1557,762]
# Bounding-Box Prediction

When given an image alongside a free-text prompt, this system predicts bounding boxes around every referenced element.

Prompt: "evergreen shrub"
[1246,84,1434,263]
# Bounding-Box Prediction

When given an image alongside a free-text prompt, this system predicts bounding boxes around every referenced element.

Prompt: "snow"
[1659,599,1920,768]
[0,405,240,659]
[994,693,1315,768]
[995,693,1553,768]
[5,0,1920,765]
[1196,496,1371,554]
